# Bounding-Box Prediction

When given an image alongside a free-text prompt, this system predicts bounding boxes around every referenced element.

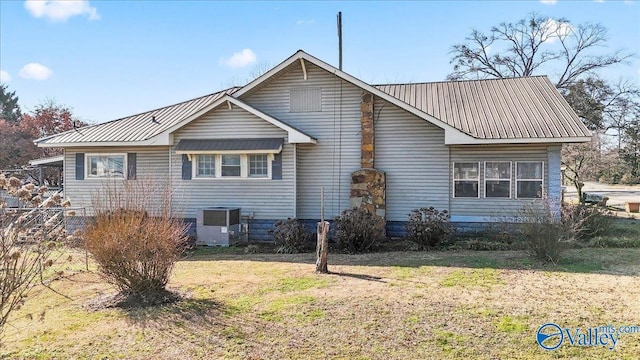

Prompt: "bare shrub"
[334,208,385,254]
[406,207,454,250]
[517,200,577,263]
[0,175,64,338]
[562,203,613,241]
[269,218,313,254]
[83,179,188,306]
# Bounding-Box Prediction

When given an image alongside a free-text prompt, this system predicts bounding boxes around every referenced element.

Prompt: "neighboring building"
[35,50,591,240]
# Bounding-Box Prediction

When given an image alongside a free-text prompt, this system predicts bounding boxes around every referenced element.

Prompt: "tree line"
[0,85,87,170]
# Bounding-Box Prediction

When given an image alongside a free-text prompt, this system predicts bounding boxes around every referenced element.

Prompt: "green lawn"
[2,245,639,359]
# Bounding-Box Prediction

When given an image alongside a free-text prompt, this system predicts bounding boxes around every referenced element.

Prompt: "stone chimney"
[350,91,386,236]
[360,91,374,168]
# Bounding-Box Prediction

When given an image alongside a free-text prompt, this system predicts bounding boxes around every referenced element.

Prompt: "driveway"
[564,181,640,218]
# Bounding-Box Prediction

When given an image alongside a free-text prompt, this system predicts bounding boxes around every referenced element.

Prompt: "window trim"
[484,161,512,199]
[452,161,480,199]
[195,154,216,178]
[248,154,269,178]
[192,153,273,180]
[85,153,127,179]
[515,161,545,199]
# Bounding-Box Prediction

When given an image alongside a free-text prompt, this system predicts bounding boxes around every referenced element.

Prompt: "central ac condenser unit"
[196,207,243,246]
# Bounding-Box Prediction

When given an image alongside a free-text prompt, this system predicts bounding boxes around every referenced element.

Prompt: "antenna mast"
[337,11,342,70]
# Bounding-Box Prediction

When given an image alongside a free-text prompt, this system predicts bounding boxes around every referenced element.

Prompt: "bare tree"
[561,138,603,203]
[448,13,632,90]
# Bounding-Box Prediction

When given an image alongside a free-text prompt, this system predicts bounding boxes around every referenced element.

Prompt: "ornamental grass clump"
[84,179,188,306]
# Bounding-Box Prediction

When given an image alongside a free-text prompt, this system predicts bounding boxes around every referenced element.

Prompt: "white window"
[516,161,544,199]
[87,154,125,178]
[249,154,268,177]
[485,161,511,198]
[453,162,479,198]
[221,155,241,177]
[193,154,272,179]
[196,155,215,177]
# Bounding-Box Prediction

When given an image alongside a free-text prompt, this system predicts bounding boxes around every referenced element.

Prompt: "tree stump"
[316,221,329,273]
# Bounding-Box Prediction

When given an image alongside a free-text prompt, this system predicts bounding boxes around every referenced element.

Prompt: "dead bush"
[334,208,385,253]
[269,218,313,254]
[84,179,188,305]
[406,207,454,250]
[0,175,63,338]
[561,203,613,241]
[517,200,576,263]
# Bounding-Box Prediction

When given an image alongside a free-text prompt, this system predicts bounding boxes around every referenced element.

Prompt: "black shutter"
[127,153,137,180]
[75,153,85,180]
[182,154,192,180]
[272,153,282,180]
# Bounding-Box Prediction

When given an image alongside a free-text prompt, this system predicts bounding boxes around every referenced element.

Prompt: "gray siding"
[449,145,553,219]
[374,98,449,221]
[64,146,170,215]
[243,62,362,219]
[171,106,294,219]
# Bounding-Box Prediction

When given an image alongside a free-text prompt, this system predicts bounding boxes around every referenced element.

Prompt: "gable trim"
[153,95,316,145]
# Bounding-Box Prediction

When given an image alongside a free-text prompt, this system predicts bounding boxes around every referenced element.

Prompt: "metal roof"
[29,155,64,167]
[175,138,283,152]
[36,87,240,145]
[374,76,592,140]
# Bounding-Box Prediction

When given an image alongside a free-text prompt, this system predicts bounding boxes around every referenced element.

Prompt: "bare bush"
[269,218,313,254]
[562,203,613,241]
[84,179,188,306]
[334,208,385,254]
[406,207,454,250]
[517,200,578,263]
[0,174,63,338]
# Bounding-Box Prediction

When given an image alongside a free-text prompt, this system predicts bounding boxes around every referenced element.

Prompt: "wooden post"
[316,221,329,273]
[316,187,329,273]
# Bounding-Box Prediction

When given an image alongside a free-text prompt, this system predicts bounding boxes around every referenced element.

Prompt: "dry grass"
[2,247,640,359]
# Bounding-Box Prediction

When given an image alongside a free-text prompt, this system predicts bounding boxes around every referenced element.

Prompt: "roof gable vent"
[289,88,322,113]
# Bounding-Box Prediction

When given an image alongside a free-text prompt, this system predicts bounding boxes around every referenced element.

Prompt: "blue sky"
[1,0,638,124]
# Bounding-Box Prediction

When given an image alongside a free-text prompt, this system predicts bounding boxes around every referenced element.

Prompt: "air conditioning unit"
[196,207,242,246]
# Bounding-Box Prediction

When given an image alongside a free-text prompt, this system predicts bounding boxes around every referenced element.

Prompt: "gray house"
[36,50,591,240]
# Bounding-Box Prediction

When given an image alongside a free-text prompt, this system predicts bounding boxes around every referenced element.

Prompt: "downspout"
[293,143,297,218]
[447,146,451,214]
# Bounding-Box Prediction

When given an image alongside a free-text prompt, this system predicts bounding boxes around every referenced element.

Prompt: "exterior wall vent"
[289,88,322,112]
[196,207,244,246]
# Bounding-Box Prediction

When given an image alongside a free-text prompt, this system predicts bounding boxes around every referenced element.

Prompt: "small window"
[249,154,268,177]
[517,162,544,198]
[221,155,241,177]
[196,155,215,177]
[453,162,479,198]
[485,162,511,198]
[87,154,125,178]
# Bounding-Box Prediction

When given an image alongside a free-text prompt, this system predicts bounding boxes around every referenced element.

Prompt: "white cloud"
[540,0,557,4]
[0,70,11,83]
[221,49,257,68]
[296,19,315,25]
[19,63,53,80]
[24,0,100,22]
[542,18,573,43]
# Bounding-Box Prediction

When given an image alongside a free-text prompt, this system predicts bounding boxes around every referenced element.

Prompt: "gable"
[173,105,288,140]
